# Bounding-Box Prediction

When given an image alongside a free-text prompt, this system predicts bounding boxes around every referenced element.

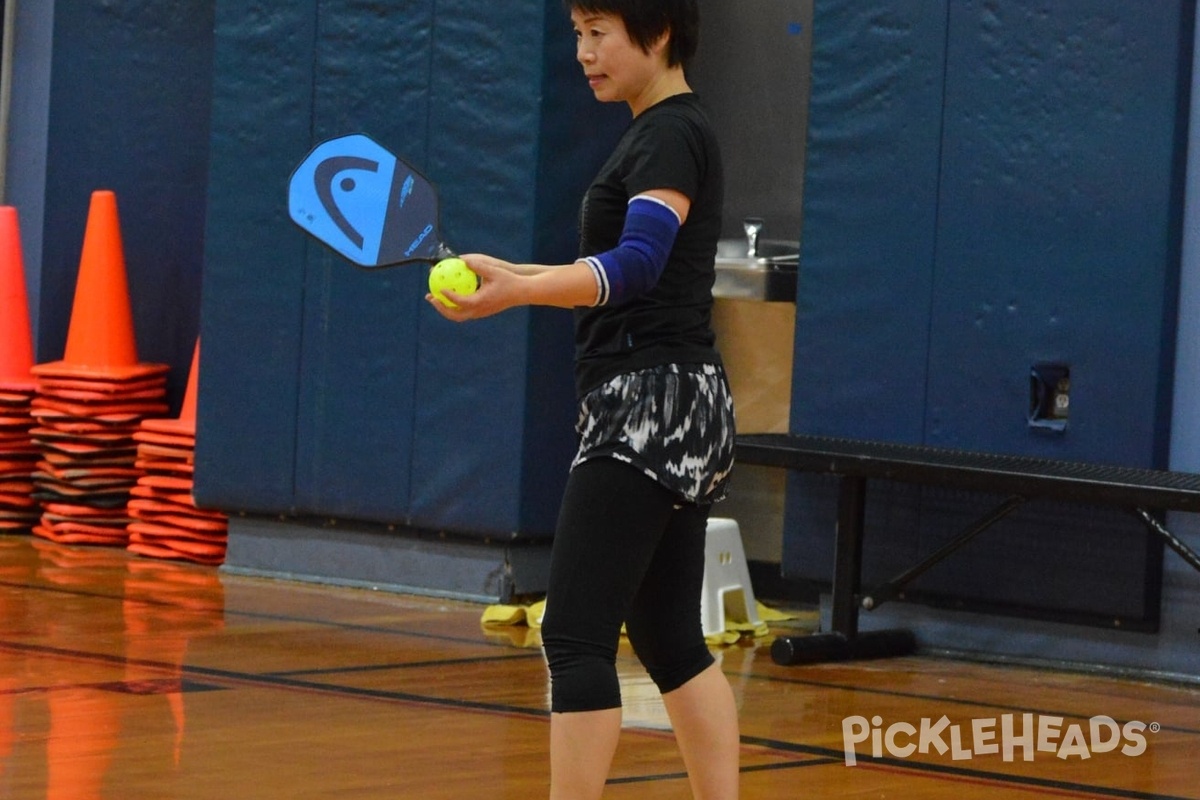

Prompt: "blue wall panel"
[926,0,1186,463]
[292,261,423,519]
[198,2,617,538]
[784,0,1192,626]
[196,1,318,511]
[904,0,1190,625]
[790,0,948,442]
[290,1,434,519]
[407,2,545,535]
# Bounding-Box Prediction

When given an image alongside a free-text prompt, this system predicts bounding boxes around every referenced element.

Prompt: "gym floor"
[0,535,1196,799]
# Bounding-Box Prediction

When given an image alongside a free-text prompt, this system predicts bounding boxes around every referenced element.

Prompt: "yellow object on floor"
[480,599,800,646]
[479,604,527,626]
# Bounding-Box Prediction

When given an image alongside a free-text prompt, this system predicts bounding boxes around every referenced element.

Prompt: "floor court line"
[606,757,841,786]
[4,637,1191,799]
[265,651,546,677]
[0,638,552,720]
[12,575,1198,739]
[0,577,504,647]
[8,574,1198,745]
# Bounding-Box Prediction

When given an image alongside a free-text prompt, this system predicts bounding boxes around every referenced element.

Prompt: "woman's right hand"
[425,254,529,322]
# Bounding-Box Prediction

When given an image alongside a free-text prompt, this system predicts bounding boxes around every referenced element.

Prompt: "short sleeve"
[621,111,706,201]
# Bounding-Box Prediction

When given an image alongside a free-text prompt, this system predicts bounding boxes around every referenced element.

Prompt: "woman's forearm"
[520,261,599,309]
[504,262,574,277]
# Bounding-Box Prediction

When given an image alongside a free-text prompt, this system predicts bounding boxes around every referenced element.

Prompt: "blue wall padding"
[407,2,548,534]
[16,2,215,413]
[196,2,317,512]
[198,2,625,537]
[790,0,949,443]
[925,0,1188,463]
[785,0,1192,625]
[292,264,423,520]
[289,0,435,520]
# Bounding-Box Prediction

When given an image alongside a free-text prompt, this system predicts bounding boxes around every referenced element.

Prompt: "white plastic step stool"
[701,518,761,637]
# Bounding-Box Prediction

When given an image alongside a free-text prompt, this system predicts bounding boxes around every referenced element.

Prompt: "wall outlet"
[1029,363,1070,432]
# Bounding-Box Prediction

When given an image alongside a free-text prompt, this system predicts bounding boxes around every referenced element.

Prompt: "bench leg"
[772,476,917,666]
[1133,508,1200,573]
[861,495,1025,610]
[830,475,866,637]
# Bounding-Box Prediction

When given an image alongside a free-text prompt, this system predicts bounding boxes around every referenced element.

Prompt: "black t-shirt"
[572,93,725,397]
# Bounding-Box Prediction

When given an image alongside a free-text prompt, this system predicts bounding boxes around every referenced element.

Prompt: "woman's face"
[571,9,665,112]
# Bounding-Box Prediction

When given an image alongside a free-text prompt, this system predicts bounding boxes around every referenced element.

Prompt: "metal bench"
[735,433,1200,666]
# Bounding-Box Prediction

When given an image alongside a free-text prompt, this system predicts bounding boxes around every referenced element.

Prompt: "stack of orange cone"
[30,191,169,546]
[0,207,40,534]
[127,340,228,565]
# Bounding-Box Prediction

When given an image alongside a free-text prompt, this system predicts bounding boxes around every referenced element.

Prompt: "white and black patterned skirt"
[572,363,736,505]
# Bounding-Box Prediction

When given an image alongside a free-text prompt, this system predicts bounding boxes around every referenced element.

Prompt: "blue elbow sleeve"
[581,196,681,306]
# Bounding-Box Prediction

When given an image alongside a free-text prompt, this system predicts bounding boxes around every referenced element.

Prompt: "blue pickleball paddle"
[288,133,455,268]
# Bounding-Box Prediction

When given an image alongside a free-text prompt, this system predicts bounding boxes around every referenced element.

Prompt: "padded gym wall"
[197,2,623,536]
[787,0,1193,625]
[791,1,947,440]
[6,1,215,412]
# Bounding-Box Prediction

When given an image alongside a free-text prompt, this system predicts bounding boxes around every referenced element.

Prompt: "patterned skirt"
[572,363,736,505]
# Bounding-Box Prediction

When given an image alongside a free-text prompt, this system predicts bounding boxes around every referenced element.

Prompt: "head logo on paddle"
[288,133,456,268]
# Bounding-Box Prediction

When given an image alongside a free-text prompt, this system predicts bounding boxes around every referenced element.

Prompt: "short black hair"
[565,0,699,69]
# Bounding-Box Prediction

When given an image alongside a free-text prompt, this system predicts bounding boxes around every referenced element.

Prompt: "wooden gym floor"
[0,535,1196,799]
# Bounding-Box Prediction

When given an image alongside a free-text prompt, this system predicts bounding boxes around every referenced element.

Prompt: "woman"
[428,1,739,797]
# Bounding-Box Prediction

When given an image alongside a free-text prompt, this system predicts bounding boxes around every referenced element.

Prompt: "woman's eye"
[572,24,604,41]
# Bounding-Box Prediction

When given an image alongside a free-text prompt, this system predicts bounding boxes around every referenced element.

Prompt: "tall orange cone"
[29,191,169,547]
[0,205,39,533]
[0,206,35,391]
[32,190,167,381]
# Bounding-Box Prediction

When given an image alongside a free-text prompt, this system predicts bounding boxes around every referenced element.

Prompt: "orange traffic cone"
[30,191,169,547]
[0,206,34,392]
[128,338,228,565]
[142,339,200,437]
[0,206,39,533]
[32,190,168,382]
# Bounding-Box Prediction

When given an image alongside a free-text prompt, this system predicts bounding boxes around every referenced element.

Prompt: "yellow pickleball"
[428,257,479,308]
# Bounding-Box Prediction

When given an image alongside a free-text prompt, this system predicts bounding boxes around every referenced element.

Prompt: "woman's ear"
[650,28,671,58]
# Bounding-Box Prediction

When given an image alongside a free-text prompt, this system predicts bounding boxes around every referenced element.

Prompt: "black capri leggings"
[541,457,715,713]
